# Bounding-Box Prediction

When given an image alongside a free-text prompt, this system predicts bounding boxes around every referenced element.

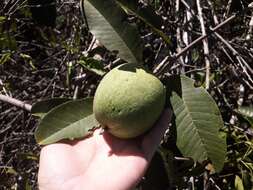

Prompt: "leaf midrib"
[39,114,95,144]
[180,92,213,159]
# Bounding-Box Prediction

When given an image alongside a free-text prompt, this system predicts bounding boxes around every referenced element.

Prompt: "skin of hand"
[38,109,171,190]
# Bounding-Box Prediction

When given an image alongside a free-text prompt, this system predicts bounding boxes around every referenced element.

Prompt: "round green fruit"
[93,63,166,139]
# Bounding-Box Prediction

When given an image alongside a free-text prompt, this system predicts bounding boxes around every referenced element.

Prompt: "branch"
[214,32,253,88]
[246,10,253,40]
[154,14,236,75]
[196,0,211,89]
[223,0,233,19]
[0,79,10,96]
[0,94,32,112]
[182,0,194,73]
[175,0,185,72]
[207,0,219,25]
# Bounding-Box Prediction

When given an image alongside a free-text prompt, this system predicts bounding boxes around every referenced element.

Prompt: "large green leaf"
[82,0,143,63]
[167,75,226,172]
[35,98,99,145]
[115,0,171,45]
[31,98,71,118]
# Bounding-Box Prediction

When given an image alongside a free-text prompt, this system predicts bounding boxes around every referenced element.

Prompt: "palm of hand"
[38,110,170,190]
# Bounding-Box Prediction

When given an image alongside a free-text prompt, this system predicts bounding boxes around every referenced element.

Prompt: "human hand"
[38,109,171,190]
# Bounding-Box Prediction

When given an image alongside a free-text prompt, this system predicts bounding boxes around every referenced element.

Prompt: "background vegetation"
[0,0,253,189]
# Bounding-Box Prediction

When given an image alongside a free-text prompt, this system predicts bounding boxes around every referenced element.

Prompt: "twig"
[154,14,236,75]
[223,0,232,19]
[0,79,9,96]
[73,86,79,100]
[246,11,253,40]
[0,94,31,112]
[86,36,97,52]
[182,0,194,73]
[6,0,24,16]
[221,46,236,64]
[178,14,235,59]
[180,0,196,17]
[237,84,245,106]
[189,176,195,190]
[0,111,23,135]
[175,0,185,72]
[203,171,208,190]
[153,56,169,73]
[42,68,59,97]
[184,67,206,74]
[209,178,222,190]
[196,0,211,89]
[73,72,86,99]
[42,52,69,98]
[154,42,163,61]
[207,0,219,25]
[214,32,253,86]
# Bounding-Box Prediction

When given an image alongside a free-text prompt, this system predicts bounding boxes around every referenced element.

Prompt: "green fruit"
[93,63,166,139]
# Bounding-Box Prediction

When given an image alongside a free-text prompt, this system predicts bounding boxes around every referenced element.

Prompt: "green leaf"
[66,61,74,87]
[18,152,38,161]
[167,75,226,172]
[0,16,6,23]
[35,98,99,145]
[1,166,17,175]
[25,180,32,190]
[0,33,17,50]
[82,0,143,63]
[115,0,171,45]
[31,98,71,118]
[237,106,253,127]
[235,175,244,190]
[0,52,11,65]
[20,53,36,70]
[78,58,106,76]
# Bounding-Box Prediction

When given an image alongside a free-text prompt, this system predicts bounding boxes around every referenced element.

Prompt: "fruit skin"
[93,63,166,139]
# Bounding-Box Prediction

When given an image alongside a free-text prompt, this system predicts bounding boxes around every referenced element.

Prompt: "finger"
[141,108,172,161]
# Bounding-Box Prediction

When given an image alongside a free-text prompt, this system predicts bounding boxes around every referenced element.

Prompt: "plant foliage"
[167,75,226,172]
[35,98,98,145]
[81,0,143,63]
